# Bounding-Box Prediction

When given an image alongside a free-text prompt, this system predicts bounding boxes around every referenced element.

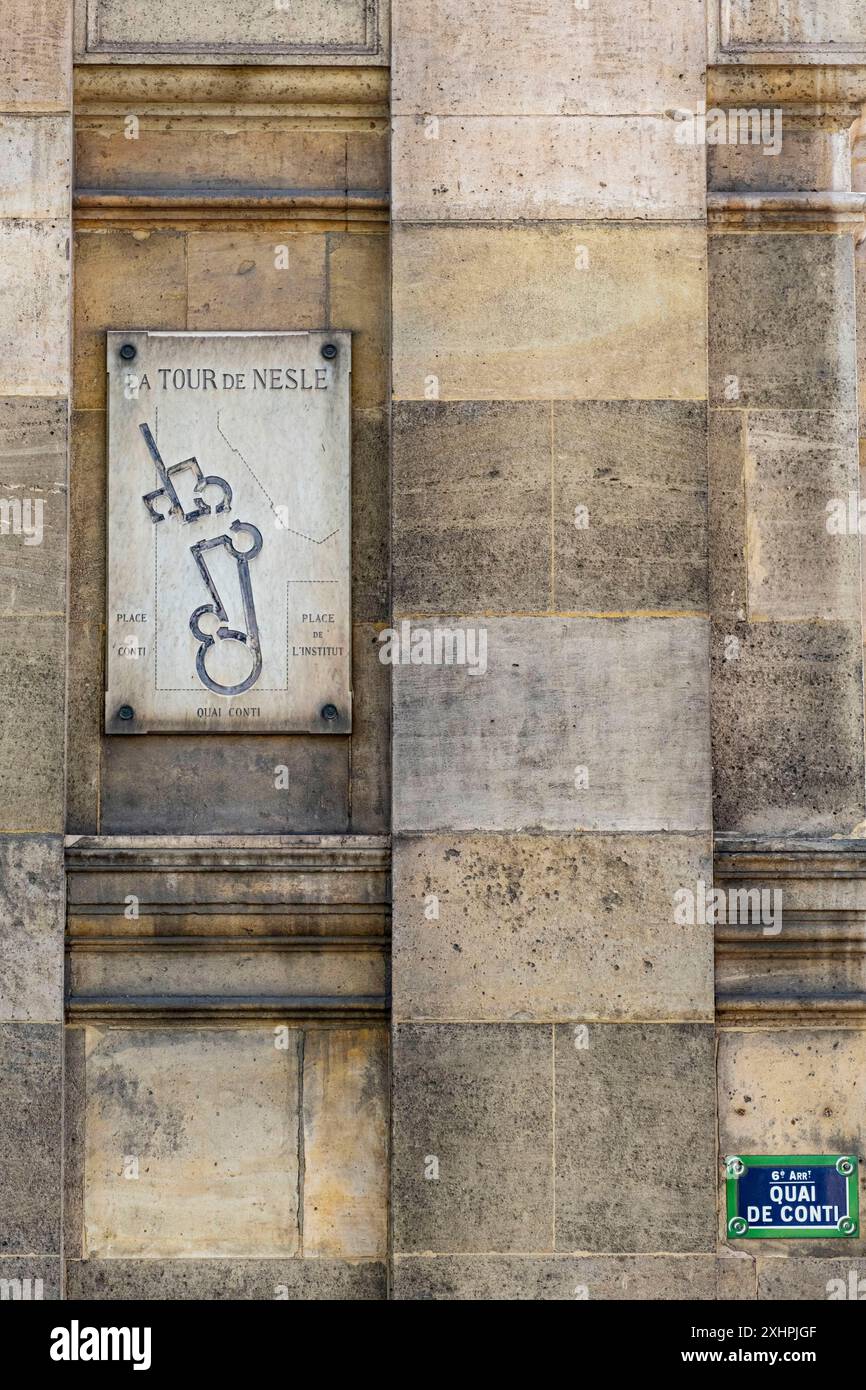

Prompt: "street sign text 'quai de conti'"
[726,1155,859,1239]
[105,331,351,735]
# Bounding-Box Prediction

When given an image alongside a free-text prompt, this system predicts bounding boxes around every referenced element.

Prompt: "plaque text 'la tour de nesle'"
[105,331,352,735]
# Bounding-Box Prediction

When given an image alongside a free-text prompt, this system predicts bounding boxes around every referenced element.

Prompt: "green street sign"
[725,1155,859,1239]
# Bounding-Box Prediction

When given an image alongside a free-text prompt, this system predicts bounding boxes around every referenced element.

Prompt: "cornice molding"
[708,190,866,233]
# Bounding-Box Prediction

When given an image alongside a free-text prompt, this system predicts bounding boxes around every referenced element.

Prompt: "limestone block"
[554,1023,716,1252]
[722,1,866,51]
[710,620,865,834]
[757,1256,866,1300]
[716,411,860,623]
[393,832,714,1022]
[393,401,551,614]
[187,231,327,331]
[0,397,67,616]
[392,1023,553,1252]
[393,1253,756,1301]
[553,401,708,612]
[73,229,186,410]
[67,1257,386,1300]
[327,233,388,409]
[82,0,379,54]
[350,622,391,834]
[351,409,389,623]
[0,835,63,1022]
[718,1029,866,1255]
[100,733,350,835]
[0,222,69,397]
[709,234,857,412]
[393,225,707,402]
[83,1027,300,1258]
[0,1258,61,1300]
[302,1029,388,1256]
[65,621,102,834]
[0,0,71,112]
[392,116,704,222]
[0,116,69,218]
[392,0,705,115]
[0,616,65,832]
[75,121,347,195]
[0,1024,61,1254]
[392,617,712,833]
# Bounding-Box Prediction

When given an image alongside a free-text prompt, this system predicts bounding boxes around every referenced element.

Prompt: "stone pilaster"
[389,0,722,1299]
[0,0,72,1299]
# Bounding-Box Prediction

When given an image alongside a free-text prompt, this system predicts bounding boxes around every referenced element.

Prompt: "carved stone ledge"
[65,835,391,1022]
[708,190,866,233]
[714,836,866,1026]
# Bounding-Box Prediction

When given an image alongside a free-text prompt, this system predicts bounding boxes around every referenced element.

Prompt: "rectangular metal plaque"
[725,1155,859,1239]
[105,330,351,735]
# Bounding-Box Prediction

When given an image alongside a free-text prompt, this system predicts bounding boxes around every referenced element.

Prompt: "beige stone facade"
[1,0,866,1301]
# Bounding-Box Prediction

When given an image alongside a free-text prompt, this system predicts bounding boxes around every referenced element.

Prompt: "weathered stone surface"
[100,733,350,834]
[392,116,704,221]
[555,1023,716,1252]
[352,409,389,624]
[76,124,347,196]
[553,401,707,612]
[187,231,327,330]
[81,0,381,55]
[392,1023,553,1252]
[0,0,70,111]
[73,230,186,410]
[350,623,390,834]
[0,116,69,218]
[327,233,388,409]
[0,397,67,616]
[69,409,104,625]
[393,225,706,401]
[392,0,705,115]
[393,617,711,833]
[711,620,865,834]
[64,1028,85,1260]
[0,617,65,832]
[0,1024,61,1254]
[303,1028,388,1256]
[0,835,62,1023]
[393,833,714,1022]
[67,1257,386,1300]
[757,1257,866,1301]
[0,1258,61,1299]
[708,408,747,627]
[84,1027,300,1258]
[721,1,866,51]
[718,1030,866,1256]
[65,622,101,834]
[393,1253,756,1301]
[720,411,859,623]
[0,222,69,396]
[393,401,551,613]
[709,235,857,412]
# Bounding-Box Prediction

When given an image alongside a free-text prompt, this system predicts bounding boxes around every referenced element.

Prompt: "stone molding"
[708,190,866,233]
[715,835,866,1024]
[65,835,391,1022]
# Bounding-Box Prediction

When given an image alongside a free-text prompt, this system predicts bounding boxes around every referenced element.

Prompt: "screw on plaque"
[119,343,137,362]
[320,343,338,360]
[838,1215,856,1235]
[725,1156,745,1179]
[836,1156,855,1176]
[118,705,135,721]
[321,704,339,721]
[727,1216,748,1237]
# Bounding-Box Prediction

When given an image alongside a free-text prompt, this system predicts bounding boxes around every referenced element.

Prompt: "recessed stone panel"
[83,1027,300,1258]
[393,1254,755,1301]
